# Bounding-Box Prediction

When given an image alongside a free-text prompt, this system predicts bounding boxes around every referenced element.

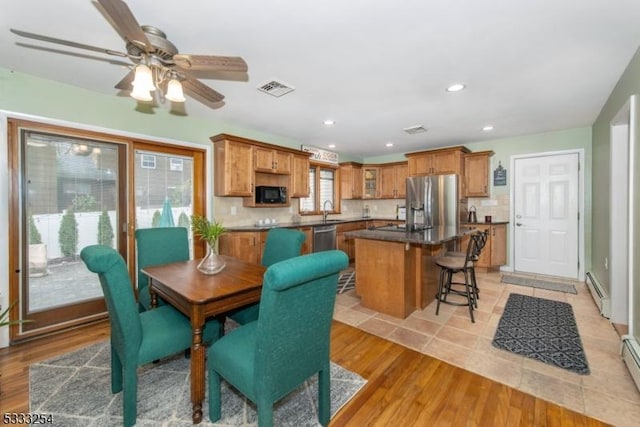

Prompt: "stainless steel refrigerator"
[406,174,458,231]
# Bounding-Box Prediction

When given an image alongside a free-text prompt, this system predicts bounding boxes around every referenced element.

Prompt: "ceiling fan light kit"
[9,0,248,110]
[166,78,186,103]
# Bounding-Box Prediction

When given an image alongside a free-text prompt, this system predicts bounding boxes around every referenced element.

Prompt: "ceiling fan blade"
[181,78,225,107]
[114,69,135,90]
[173,54,248,72]
[97,0,152,52]
[10,28,128,57]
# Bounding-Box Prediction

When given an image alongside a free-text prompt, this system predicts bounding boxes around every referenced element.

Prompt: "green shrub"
[98,209,114,247]
[178,212,190,229]
[59,208,78,258]
[151,210,161,227]
[28,213,42,245]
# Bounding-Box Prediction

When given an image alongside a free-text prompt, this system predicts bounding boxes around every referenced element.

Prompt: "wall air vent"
[257,79,295,97]
[403,125,427,135]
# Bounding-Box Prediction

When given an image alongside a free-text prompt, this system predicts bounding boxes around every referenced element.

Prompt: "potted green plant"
[1,300,24,328]
[191,215,227,275]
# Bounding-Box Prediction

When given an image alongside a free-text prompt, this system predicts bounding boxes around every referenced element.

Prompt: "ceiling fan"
[10,0,248,108]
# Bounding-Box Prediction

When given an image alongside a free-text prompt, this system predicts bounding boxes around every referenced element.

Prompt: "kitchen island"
[344,226,476,318]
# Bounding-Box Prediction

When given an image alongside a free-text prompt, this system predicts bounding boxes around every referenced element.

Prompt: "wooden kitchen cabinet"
[297,226,313,254]
[336,221,367,260]
[379,162,408,199]
[464,151,494,197]
[339,162,363,199]
[254,146,291,174]
[363,167,380,199]
[460,223,507,269]
[219,231,264,264]
[291,153,311,197]
[405,146,470,176]
[213,138,254,197]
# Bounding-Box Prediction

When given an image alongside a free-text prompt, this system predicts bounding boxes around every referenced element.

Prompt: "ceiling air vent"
[257,79,295,97]
[403,125,427,135]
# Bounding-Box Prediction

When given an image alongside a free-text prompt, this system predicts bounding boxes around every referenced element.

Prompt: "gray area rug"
[29,341,367,426]
[501,275,577,294]
[492,293,589,375]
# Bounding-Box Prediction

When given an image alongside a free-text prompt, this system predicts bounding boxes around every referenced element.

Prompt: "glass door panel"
[20,131,125,332]
[134,149,195,256]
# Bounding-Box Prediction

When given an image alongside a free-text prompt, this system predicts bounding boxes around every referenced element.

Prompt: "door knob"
[516,222,523,226]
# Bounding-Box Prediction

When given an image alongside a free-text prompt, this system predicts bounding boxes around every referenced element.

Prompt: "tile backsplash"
[466,194,510,222]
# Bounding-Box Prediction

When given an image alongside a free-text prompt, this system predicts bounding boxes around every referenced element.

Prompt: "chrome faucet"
[322,200,334,222]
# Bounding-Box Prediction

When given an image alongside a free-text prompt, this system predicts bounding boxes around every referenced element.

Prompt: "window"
[169,157,183,171]
[140,153,156,169]
[299,163,338,214]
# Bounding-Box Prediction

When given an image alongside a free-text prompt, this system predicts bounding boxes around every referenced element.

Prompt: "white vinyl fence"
[31,206,192,260]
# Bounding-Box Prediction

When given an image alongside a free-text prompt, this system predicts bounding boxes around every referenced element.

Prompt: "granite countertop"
[225,217,400,231]
[344,225,477,245]
[460,220,510,225]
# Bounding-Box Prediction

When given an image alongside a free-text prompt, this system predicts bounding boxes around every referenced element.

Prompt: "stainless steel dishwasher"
[313,224,337,252]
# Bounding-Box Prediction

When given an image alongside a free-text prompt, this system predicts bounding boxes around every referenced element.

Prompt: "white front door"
[513,153,580,279]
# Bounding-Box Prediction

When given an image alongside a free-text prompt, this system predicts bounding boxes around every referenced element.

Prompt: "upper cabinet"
[339,162,363,199]
[363,166,379,199]
[254,146,291,174]
[463,150,494,198]
[213,138,254,197]
[405,146,470,176]
[379,162,408,199]
[211,134,311,207]
[291,153,310,197]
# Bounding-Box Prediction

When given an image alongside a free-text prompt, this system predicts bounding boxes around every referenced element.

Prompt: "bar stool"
[445,230,488,302]
[435,232,480,322]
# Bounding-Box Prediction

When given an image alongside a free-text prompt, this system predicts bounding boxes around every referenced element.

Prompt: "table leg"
[190,307,205,424]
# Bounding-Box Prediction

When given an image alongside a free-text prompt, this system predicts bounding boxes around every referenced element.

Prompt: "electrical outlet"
[604,257,608,270]
[230,206,237,216]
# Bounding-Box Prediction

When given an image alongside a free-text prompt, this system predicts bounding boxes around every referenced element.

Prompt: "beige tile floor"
[334,269,640,427]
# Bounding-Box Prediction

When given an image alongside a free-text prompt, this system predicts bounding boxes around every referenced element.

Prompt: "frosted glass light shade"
[130,83,153,101]
[132,64,155,91]
[166,78,186,102]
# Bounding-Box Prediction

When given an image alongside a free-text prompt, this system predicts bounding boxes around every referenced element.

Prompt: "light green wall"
[0,67,302,151]
[0,67,598,274]
[591,46,640,298]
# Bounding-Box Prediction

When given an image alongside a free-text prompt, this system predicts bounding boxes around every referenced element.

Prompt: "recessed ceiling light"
[328,144,336,148]
[385,142,394,148]
[323,119,335,126]
[482,125,494,131]
[446,83,466,92]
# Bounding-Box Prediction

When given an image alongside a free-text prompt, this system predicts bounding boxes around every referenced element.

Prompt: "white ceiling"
[2,0,640,158]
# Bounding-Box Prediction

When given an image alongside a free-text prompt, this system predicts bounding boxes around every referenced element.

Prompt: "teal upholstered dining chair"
[208,249,348,427]
[135,227,190,311]
[227,227,306,325]
[80,245,221,427]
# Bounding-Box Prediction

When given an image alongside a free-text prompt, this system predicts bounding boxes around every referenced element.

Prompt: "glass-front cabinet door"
[363,167,379,199]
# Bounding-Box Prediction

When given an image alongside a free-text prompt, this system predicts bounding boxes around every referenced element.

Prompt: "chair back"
[260,228,306,267]
[135,227,190,308]
[80,245,143,359]
[254,250,348,400]
[470,230,489,261]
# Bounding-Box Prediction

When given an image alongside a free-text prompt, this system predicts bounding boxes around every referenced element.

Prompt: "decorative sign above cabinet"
[301,145,339,164]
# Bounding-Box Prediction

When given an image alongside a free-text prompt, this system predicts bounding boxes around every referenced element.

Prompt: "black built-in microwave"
[255,186,287,204]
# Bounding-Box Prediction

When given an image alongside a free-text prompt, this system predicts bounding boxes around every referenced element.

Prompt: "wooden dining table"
[142,255,266,424]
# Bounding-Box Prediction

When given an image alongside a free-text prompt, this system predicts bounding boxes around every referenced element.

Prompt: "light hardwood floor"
[335,269,640,427]
[1,315,608,426]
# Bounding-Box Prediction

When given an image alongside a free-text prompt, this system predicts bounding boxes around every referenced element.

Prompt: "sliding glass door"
[11,125,126,334]
[7,119,207,341]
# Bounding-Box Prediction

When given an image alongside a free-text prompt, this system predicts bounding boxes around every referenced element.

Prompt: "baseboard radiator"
[585,272,611,318]
[622,336,640,392]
